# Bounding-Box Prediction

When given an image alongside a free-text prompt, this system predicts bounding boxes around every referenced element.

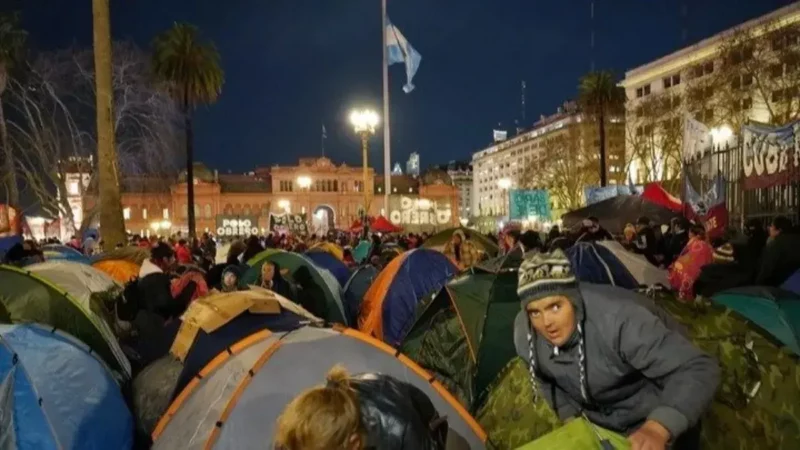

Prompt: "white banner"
[388,196,452,227]
[493,129,508,142]
[682,114,710,163]
[216,218,259,236]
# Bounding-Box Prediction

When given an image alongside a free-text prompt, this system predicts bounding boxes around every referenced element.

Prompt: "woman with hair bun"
[274,365,464,450]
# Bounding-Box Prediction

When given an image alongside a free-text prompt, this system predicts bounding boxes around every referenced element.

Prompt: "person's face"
[769,224,780,238]
[452,234,462,245]
[526,295,576,347]
[223,272,237,287]
[261,263,275,282]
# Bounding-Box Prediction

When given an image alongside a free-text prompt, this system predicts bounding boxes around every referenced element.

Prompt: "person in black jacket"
[632,216,660,267]
[274,365,468,450]
[663,217,690,267]
[137,243,196,322]
[575,216,613,243]
[756,216,800,286]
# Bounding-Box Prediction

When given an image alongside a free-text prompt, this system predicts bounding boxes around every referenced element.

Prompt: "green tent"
[652,290,800,450]
[515,418,629,450]
[401,251,523,410]
[240,250,347,325]
[0,264,130,379]
[423,227,500,258]
[710,287,800,356]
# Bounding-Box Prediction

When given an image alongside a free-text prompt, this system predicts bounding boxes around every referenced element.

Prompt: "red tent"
[641,183,682,213]
[371,216,402,233]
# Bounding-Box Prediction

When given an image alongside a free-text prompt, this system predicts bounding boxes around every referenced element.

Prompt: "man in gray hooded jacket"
[513,250,719,450]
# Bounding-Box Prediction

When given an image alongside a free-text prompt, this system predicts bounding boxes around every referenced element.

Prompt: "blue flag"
[386,18,422,93]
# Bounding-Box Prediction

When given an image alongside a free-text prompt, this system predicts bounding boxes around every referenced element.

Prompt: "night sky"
[4,0,791,173]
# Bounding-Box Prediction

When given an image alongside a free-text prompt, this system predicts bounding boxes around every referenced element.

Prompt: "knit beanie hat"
[713,243,735,263]
[517,249,581,314]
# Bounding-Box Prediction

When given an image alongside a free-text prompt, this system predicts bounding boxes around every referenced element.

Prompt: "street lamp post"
[350,109,380,236]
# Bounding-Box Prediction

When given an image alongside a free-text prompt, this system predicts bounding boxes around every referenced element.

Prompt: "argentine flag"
[386,18,422,93]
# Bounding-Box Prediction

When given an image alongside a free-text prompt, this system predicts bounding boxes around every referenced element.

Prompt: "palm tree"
[0,12,27,206]
[92,0,127,247]
[578,71,625,187]
[152,23,223,238]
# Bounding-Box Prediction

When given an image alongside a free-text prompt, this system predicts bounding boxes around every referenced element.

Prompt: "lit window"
[163,208,169,219]
[142,208,148,219]
[123,208,131,220]
[68,182,79,195]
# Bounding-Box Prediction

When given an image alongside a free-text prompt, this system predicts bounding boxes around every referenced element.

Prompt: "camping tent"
[402,251,524,409]
[423,227,500,258]
[595,241,669,286]
[561,195,677,233]
[566,242,639,289]
[305,249,351,287]
[359,249,457,346]
[647,289,800,449]
[91,247,149,283]
[0,264,131,379]
[343,265,379,325]
[711,287,800,356]
[131,289,319,434]
[0,323,134,449]
[42,244,91,264]
[308,241,344,260]
[150,325,486,450]
[240,250,347,324]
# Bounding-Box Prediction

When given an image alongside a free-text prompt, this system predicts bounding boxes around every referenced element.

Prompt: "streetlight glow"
[296,176,312,189]
[350,109,380,134]
[277,199,290,211]
[710,125,733,143]
[497,178,512,190]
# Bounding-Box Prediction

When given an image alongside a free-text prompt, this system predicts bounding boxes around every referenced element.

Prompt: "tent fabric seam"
[588,245,617,287]
[150,328,274,440]
[446,285,477,363]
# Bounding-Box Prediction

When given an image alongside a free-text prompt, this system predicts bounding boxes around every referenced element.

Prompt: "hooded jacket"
[513,282,719,439]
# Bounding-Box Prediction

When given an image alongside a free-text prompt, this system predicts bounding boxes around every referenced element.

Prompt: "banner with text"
[742,120,800,190]
[509,189,552,220]
[269,213,308,235]
[583,185,644,205]
[216,216,260,237]
[388,195,453,232]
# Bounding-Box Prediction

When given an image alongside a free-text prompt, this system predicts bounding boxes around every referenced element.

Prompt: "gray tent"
[151,326,487,449]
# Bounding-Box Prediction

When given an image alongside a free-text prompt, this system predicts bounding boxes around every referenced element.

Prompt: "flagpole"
[382,0,391,216]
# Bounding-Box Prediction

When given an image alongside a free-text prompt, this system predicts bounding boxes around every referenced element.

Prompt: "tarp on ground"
[305,249,351,287]
[343,265,379,325]
[596,240,669,287]
[240,250,347,324]
[566,242,639,289]
[0,323,133,450]
[359,249,457,346]
[423,227,500,258]
[402,251,524,411]
[42,244,91,264]
[0,264,131,379]
[561,195,678,234]
[131,289,319,435]
[151,326,486,450]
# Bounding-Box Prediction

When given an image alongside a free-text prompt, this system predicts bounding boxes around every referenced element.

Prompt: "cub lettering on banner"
[742,120,800,190]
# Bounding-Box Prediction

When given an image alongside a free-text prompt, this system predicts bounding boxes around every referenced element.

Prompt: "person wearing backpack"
[274,365,468,450]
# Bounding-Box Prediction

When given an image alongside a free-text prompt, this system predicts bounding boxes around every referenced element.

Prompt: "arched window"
[204,204,212,218]
[223,204,233,215]
[244,204,252,215]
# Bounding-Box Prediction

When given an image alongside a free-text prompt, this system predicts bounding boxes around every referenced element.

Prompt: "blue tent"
[343,265,379,324]
[567,242,639,289]
[42,244,91,264]
[0,323,133,450]
[305,250,351,288]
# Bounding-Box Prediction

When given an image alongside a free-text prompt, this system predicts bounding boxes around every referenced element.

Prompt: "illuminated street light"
[710,125,733,148]
[350,108,380,236]
[277,199,291,212]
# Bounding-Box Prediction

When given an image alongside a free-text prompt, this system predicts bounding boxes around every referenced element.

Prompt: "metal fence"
[684,143,800,229]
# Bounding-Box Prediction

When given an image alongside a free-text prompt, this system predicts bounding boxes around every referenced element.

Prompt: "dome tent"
[0,323,133,449]
[91,247,149,283]
[596,241,669,287]
[0,264,131,379]
[566,242,639,289]
[423,227,500,258]
[42,244,91,264]
[150,326,487,449]
[343,265,379,325]
[240,250,347,324]
[402,251,524,410]
[359,249,457,346]
[305,249,351,287]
